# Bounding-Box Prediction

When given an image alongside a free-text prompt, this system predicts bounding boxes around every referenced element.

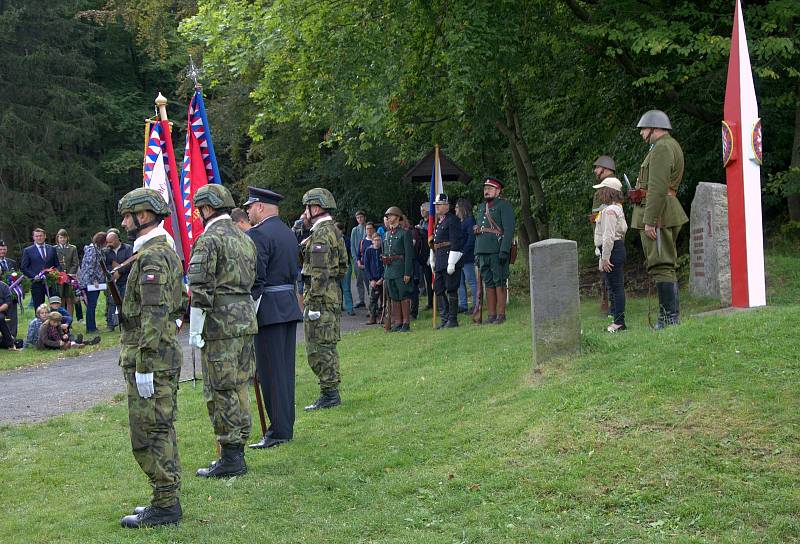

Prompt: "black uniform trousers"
[254,322,297,440]
[433,264,462,295]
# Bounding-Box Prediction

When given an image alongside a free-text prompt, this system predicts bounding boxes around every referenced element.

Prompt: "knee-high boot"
[436,294,449,329]
[495,286,507,324]
[485,287,497,324]
[446,292,459,327]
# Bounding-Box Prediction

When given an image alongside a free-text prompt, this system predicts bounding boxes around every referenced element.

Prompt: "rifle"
[252,370,268,438]
[382,282,392,332]
[472,263,483,324]
[99,259,123,308]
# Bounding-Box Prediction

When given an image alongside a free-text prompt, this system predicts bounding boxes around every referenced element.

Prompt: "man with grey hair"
[104,228,133,332]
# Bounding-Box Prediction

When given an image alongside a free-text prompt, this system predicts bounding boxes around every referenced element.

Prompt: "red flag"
[159,118,191,271]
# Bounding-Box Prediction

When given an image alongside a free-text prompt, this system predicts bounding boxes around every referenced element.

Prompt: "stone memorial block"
[529,239,580,365]
[690,182,731,305]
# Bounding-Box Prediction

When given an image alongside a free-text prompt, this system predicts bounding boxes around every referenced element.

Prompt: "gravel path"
[0,309,372,425]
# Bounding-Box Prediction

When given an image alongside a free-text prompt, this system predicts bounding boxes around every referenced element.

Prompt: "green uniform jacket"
[631,134,689,229]
[188,217,258,340]
[120,235,188,373]
[474,197,515,255]
[56,244,79,274]
[382,226,413,280]
[302,219,348,309]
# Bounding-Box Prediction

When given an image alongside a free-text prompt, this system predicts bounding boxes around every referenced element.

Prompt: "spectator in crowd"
[77,231,107,333]
[104,229,133,331]
[404,215,423,320]
[37,311,90,350]
[455,198,478,314]
[54,229,80,318]
[593,177,628,332]
[377,216,388,240]
[349,210,368,308]
[356,222,376,284]
[0,277,19,350]
[25,304,49,348]
[363,233,384,325]
[21,228,61,308]
[416,204,433,310]
[0,239,19,337]
[230,207,251,232]
[48,296,72,327]
[336,222,355,316]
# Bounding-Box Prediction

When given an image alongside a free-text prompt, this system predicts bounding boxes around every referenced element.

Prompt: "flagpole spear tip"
[155,92,168,107]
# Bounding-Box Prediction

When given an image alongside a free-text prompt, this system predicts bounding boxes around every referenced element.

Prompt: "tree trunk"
[788,79,800,221]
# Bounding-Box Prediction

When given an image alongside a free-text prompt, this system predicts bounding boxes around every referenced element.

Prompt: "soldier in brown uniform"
[630,110,688,328]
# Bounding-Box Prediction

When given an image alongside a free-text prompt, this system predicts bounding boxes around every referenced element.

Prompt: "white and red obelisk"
[722,0,766,308]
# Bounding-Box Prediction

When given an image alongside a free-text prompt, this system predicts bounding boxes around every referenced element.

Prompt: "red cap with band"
[484,177,503,190]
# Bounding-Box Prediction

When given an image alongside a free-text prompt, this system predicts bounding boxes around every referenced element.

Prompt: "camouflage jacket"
[188,216,258,340]
[120,235,187,373]
[301,218,347,309]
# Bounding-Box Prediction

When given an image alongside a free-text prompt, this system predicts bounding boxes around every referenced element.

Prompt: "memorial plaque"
[690,182,731,304]
[529,239,580,365]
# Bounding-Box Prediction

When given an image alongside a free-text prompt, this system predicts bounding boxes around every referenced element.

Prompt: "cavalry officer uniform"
[430,194,464,328]
[474,178,515,324]
[382,206,414,332]
[244,187,303,449]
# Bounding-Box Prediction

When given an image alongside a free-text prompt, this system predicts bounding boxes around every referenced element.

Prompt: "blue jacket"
[363,245,384,282]
[460,216,476,264]
[21,244,60,279]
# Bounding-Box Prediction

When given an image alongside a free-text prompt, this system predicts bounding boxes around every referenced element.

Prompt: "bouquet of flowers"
[3,271,29,303]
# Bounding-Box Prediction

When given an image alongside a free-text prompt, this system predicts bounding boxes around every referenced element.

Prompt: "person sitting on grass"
[25,304,49,348]
[49,296,100,346]
[592,177,628,333]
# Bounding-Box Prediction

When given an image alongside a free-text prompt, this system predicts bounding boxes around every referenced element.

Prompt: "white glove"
[307,310,321,321]
[188,307,206,349]
[447,251,463,275]
[428,249,435,271]
[253,295,262,312]
[594,247,601,257]
[135,372,154,399]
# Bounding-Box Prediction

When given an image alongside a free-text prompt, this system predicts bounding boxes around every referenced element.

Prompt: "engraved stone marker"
[690,182,731,305]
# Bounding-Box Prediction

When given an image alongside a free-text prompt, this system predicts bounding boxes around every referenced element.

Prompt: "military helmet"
[593,155,616,172]
[118,188,169,217]
[637,110,672,130]
[384,206,404,218]
[302,188,337,209]
[194,184,236,210]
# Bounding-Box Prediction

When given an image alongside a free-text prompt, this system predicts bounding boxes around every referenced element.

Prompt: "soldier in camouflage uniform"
[117,188,187,529]
[188,184,258,477]
[382,206,414,332]
[631,110,688,328]
[300,188,348,411]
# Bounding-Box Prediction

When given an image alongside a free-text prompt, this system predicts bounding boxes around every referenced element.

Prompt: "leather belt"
[381,255,403,264]
[477,227,502,235]
[639,188,677,197]
[433,242,451,250]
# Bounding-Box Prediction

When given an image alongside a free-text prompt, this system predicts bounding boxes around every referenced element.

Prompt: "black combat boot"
[436,295,449,329]
[121,500,182,528]
[304,389,341,411]
[445,293,459,327]
[196,445,247,478]
[666,282,680,326]
[653,282,669,330]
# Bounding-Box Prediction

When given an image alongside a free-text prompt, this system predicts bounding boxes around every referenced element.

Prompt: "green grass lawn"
[0,295,119,372]
[1,250,798,543]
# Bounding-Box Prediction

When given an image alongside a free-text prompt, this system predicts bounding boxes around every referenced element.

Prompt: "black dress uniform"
[432,205,464,327]
[245,188,303,448]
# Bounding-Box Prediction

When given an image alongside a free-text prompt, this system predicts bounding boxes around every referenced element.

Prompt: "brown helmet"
[593,155,616,172]
[384,206,404,218]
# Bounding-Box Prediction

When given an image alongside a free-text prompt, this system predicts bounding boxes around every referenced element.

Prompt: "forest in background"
[1,0,798,261]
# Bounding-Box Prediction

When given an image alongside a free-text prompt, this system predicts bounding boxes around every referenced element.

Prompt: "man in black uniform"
[428,193,464,328]
[244,187,304,449]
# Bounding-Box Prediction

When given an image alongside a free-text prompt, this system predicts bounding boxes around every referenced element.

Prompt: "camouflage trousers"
[124,368,181,508]
[304,307,341,392]
[201,335,255,447]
